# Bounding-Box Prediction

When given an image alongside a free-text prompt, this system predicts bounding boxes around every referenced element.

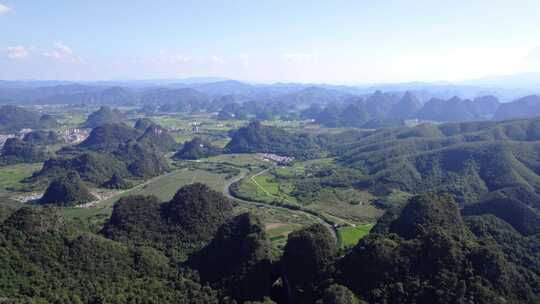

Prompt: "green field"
[252,173,298,203]
[307,189,383,223]
[155,113,246,131]
[235,175,276,203]
[234,171,298,205]
[173,133,195,144]
[203,153,269,168]
[338,223,375,248]
[266,223,302,250]
[61,164,321,244]
[273,164,306,178]
[56,167,235,233]
[235,157,384,224]
[0,163,42,200]
[96,167,231,206]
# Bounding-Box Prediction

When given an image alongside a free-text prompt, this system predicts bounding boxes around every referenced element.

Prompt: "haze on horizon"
[1,0,540,84]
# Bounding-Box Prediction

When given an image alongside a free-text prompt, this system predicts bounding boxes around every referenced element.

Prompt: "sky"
[1,0,540,84]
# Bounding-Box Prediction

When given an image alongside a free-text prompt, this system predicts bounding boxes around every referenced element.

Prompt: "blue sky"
[1,0,540,83]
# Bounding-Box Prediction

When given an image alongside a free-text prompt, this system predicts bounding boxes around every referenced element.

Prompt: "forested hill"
[320,117,540,234]
[2,191,538,303]
[224,121,323,159]
[0,105,58,132]
[29,121,173,188]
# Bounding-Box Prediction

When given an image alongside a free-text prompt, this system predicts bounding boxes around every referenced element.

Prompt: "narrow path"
[250,167,297,204]
[250,168,272,197]
[83,170,181,208]
[223,168,339,242]
[190,170,198,184]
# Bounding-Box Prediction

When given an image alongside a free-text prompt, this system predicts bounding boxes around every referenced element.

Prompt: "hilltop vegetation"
[32,150,128,186]
[3,80,540,303]
[188,213,276,301]
[101,172,132,189]
[337,194,540,303]
[0,184,539,303]
[101,183,233,258]
[39,171,96,206]
[174,137,222,160]
[78,122,140,150]
[4,79,540,126]
[301,92,501,128]
[82,106,125,128]
[224,121,322,159]
[0,138,49,165]
[137,124,178,152]
[22,130,63,145]
[322,117,540,207]
[416,95,500,122]
[494,95,540,120]
[0,207,219,303]
[0,105,58,132]
[29,122,170,186]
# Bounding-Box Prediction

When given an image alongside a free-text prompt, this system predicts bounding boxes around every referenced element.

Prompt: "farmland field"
[234,157,384,224]
[338,223,375,248]
[0,163,42,193]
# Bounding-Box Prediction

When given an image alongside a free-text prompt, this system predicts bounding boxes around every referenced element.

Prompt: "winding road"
[222,167,338,241]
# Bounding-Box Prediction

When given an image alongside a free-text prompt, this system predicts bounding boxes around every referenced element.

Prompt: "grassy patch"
[61,166,238,233]
[235,175,275,203]
[104,167,231,204]
[0,163,42,196]
[273,163,305,178]
[338,223,374,248]
[203,154,269,168]
[266,223,302,250]
[173,134,194,144]
[252,174,297,203]
[235,171,298,205]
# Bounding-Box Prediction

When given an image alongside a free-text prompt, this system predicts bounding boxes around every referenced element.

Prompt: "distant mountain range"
[2,76,540,126]
[2,72,540,102]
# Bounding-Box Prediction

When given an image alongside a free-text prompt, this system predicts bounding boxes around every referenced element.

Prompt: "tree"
[281,224,337,302]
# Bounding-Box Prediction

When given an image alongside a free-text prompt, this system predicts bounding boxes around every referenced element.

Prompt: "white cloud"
[527,46,540,65]
[284,53,318,63]
[43,42,84,63]
[154,50,191,65]
[169,54,190,64]
[5,46,28,59]
[211,55,225,64]
[55,42,72,56]
[239,55,249,67]
[0,4,11,15]
[44,42,74,59]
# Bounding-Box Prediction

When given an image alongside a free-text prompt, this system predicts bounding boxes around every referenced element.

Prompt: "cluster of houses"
[59,128,90,144]
[261,153,295,165]
[0,134,16,148]
[0,128,90,149]
[0,128,32,148]
[165,122,202,134]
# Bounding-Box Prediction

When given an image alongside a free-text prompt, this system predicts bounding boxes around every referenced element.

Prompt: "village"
[260,153,294,165]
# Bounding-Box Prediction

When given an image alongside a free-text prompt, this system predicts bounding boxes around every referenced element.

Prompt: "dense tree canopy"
[31,123,169,186]
[281,223,337,303]
[0,105,58,132]
[0,137,49,165]
[82,106,125,128]
[101,183,233,259]
[0,207,219,303]
[224,121,323,159]
[188,213,277,301]
[337,194,540,304]
[174,137,222,160]
[39,171,96,206]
